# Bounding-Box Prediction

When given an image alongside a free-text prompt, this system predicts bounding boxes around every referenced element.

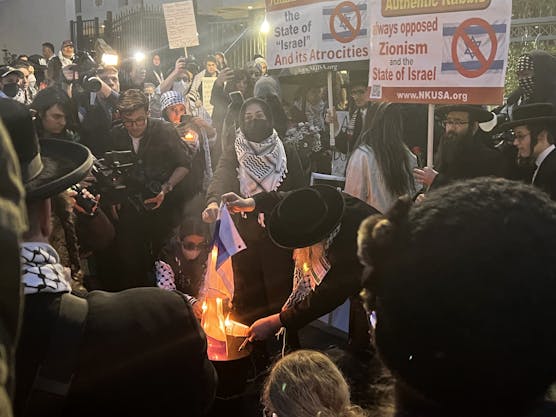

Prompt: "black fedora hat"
[0,99,93,200]
[497,103,556,132]
[436,104,493,123]
[267,185,345,249]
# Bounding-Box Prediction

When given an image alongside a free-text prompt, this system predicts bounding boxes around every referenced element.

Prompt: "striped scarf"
[235,128,287,197]
[20,242,71,295]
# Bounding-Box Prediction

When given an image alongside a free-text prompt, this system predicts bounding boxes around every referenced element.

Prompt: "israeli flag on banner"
[322,1,367,41]
[441,20,507,73]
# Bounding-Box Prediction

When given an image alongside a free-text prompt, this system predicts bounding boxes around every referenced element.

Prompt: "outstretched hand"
[221,192,256,214]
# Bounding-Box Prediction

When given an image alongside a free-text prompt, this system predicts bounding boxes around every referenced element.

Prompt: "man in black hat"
[414,104,511,189]
[0,99,216,417]
[499,102,556,200]
[222,185,379,353]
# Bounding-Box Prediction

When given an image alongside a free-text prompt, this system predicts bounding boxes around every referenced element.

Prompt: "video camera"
[91,150,162,213]
[70,51,103,93]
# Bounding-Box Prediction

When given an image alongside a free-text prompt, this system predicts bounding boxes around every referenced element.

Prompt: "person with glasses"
[104,89,192,290]
[333,71,373,156]
[498,103,556,200]
[413,104,511,190]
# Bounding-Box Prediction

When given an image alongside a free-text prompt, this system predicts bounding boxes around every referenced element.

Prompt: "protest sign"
[163,1,199,49]
[201,77,217,117]
[368,0,511,104]
[265,0,369,72]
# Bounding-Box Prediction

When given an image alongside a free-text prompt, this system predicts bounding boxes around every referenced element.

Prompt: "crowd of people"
[1,37,556,417]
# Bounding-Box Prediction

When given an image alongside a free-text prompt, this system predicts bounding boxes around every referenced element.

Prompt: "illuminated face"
[443,111,472,141]
[42,104,67,135]
[62,45,74,58]
[17,67,30,88]
[122,108,148,138]
[99,70,120,93]
[206,61,217,75]
[243,102,266,124]
[513,125,532,159]
[165,103,186,125]
[181,234,205,260]
[350,85,368,108]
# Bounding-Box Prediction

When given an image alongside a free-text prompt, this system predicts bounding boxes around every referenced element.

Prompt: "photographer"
[106,89,191,289]
[78,65,120,157]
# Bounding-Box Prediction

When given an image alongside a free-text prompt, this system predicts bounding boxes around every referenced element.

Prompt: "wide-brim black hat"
[497,103,556,131]
[436,104,493,123]
[267,185,345,249]
[0,99,93,200]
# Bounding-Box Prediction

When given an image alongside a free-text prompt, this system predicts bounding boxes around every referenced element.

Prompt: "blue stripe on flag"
[322,4,367,15]
[442,24,507,36]
[441,59,505,71]
[322,29,367,40]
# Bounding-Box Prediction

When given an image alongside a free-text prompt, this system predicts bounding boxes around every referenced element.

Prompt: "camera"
[91,150,163,213]
[70,51,103,93]
[70,184,97,216]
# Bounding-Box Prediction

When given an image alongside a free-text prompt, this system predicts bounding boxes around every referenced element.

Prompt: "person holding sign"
[413,105,510,189]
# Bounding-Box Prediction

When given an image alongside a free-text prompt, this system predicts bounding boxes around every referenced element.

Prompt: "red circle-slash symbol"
[451,17,498,79]
[330,1,361,44]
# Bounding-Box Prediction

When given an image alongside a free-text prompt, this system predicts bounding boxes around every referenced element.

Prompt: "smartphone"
[229,91,244,106]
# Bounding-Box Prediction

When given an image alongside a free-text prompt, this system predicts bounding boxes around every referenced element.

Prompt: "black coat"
[16,288,217,417]
[254,192,379,350]
[533,147,556,201]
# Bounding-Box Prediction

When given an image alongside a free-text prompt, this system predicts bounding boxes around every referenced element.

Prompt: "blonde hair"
[262,350,367,417]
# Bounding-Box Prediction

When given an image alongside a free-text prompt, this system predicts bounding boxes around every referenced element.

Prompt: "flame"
[185,132,195,142]
[302,262,310,273]
[202,301,208,313]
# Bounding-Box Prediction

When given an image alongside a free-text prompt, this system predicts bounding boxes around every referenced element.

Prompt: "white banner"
[265,0,369,70]
[368,0,512,104]
[163,1,199,49]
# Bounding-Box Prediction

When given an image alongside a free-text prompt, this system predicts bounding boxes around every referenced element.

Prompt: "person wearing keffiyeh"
[203,97,307,326]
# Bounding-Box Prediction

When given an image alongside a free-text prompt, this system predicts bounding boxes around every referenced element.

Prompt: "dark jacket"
[206,137,307,241]
[533,147,556,201]
[78,91,119,158]
[16,288,217,417]
[109,117,192,207]
[432,134,512,189]
[254,192,379,348]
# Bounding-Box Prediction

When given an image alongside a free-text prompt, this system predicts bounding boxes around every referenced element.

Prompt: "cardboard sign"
[163,1,199,49]
[265,0,369,71]
[368,0,511,104]
[201,77,217,117]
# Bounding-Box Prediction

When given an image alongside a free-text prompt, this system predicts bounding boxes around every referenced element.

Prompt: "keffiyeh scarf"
[235,128,287,197]
[20,242,71,295]
[282,224,341,310]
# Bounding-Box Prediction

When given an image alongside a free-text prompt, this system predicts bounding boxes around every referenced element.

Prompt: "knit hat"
[253,76,281,99]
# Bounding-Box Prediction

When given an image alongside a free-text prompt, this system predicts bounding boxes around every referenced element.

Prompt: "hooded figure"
[507,50,556,114]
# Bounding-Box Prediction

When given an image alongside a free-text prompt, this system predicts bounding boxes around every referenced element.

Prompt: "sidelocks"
[200,204,250,361]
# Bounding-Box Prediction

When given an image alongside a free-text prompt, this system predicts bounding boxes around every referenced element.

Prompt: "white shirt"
[131,136,143,154]
[532,144,555,183]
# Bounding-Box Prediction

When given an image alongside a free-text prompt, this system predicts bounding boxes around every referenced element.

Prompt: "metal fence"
[70,16,103,52]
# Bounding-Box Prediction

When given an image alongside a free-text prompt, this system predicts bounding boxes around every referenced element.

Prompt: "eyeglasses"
[182,241,207,251]
[513,132,530,141]
[442,119,469,128]
[122,117,147,128]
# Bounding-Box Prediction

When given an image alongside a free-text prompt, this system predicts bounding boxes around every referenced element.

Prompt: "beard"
[435,128,475,171]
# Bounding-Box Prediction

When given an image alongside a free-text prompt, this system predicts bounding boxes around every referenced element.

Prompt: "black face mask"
[244,119,272,143]
[2,83,19,98]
